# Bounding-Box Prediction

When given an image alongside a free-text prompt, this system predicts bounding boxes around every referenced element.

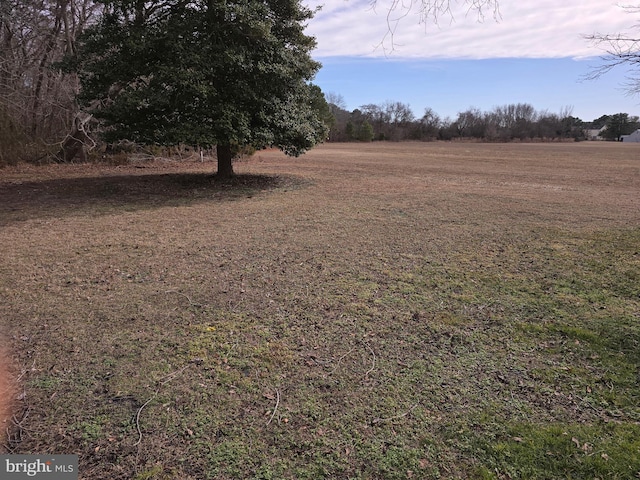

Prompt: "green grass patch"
[473,422,640,479]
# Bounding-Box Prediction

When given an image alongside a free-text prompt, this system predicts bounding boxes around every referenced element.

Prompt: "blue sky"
[304,0,640,122]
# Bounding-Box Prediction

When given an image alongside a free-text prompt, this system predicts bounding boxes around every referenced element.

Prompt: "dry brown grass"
[0,344,15,437]
[0,142,639,479]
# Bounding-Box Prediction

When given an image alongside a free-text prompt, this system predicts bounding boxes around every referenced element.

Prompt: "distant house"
[586,127,606,140]
[621,129,640,142]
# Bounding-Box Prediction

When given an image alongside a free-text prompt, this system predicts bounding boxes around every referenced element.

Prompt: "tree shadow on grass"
[0,172,305,226]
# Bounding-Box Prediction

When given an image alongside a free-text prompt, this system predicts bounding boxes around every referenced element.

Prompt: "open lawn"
[1,142,639,479]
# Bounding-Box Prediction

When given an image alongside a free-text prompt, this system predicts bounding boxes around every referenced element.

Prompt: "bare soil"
[0,345,14,441]
[0,142,638,478]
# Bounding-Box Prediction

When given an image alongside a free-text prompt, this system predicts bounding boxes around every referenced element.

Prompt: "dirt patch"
[0,344,15,452]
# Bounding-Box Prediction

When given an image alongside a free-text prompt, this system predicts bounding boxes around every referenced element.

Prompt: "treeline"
[327,99,638,142]
[1,0,638,168]
[0,0,101,165]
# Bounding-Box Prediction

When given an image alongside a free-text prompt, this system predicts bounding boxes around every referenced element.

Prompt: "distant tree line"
[326,96,639,143]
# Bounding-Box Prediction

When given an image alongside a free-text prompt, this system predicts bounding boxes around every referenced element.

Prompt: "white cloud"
[304,0,637,59]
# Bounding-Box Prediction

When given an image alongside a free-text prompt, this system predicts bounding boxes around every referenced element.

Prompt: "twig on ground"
[329,346,357,374]
[16,359,36,382]
[158,365,190,385]
[133,391,158,447]
[372,403,419,424]
[11,408,29,429]
[133,365,190,446]
[575,395,602,414]
[165,290,202,307]
[363,342,376,379]
[7,407,31,449]
[329,341,376,378]
[5,423,22,452]
[266,389,280,426]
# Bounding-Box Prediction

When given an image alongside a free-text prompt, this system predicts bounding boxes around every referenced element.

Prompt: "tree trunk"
[32,1,64,136]
[54,113,93,163]
[216,144,234,178]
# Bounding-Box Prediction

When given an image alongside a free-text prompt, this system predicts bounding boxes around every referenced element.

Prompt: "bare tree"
[376,0,501,50]
[359,102,416,140]
[585,4,640,96]
[420,108,441,140]
[0,0,100,164]
[326,92,347,111]
[454,107,485,138]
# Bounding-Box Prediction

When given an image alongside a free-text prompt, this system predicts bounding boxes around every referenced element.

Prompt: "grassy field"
[1,142,639,479]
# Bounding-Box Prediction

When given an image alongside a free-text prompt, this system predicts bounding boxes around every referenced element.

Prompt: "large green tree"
[72,0,328,176]
[600,113,640,141]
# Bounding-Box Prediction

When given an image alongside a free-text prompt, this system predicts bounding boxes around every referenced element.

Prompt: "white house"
[586,127,606,140]
[621,129,640,142]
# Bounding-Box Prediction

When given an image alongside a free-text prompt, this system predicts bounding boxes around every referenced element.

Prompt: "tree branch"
[372,0,501,54]
[584,5,640,94]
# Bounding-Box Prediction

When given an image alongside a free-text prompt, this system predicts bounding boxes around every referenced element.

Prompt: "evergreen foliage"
[71,0,329,175]
[358,120,375,142]
[600,113,640,141]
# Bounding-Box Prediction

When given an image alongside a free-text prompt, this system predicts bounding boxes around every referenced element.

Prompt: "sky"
[303,0,640,122]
